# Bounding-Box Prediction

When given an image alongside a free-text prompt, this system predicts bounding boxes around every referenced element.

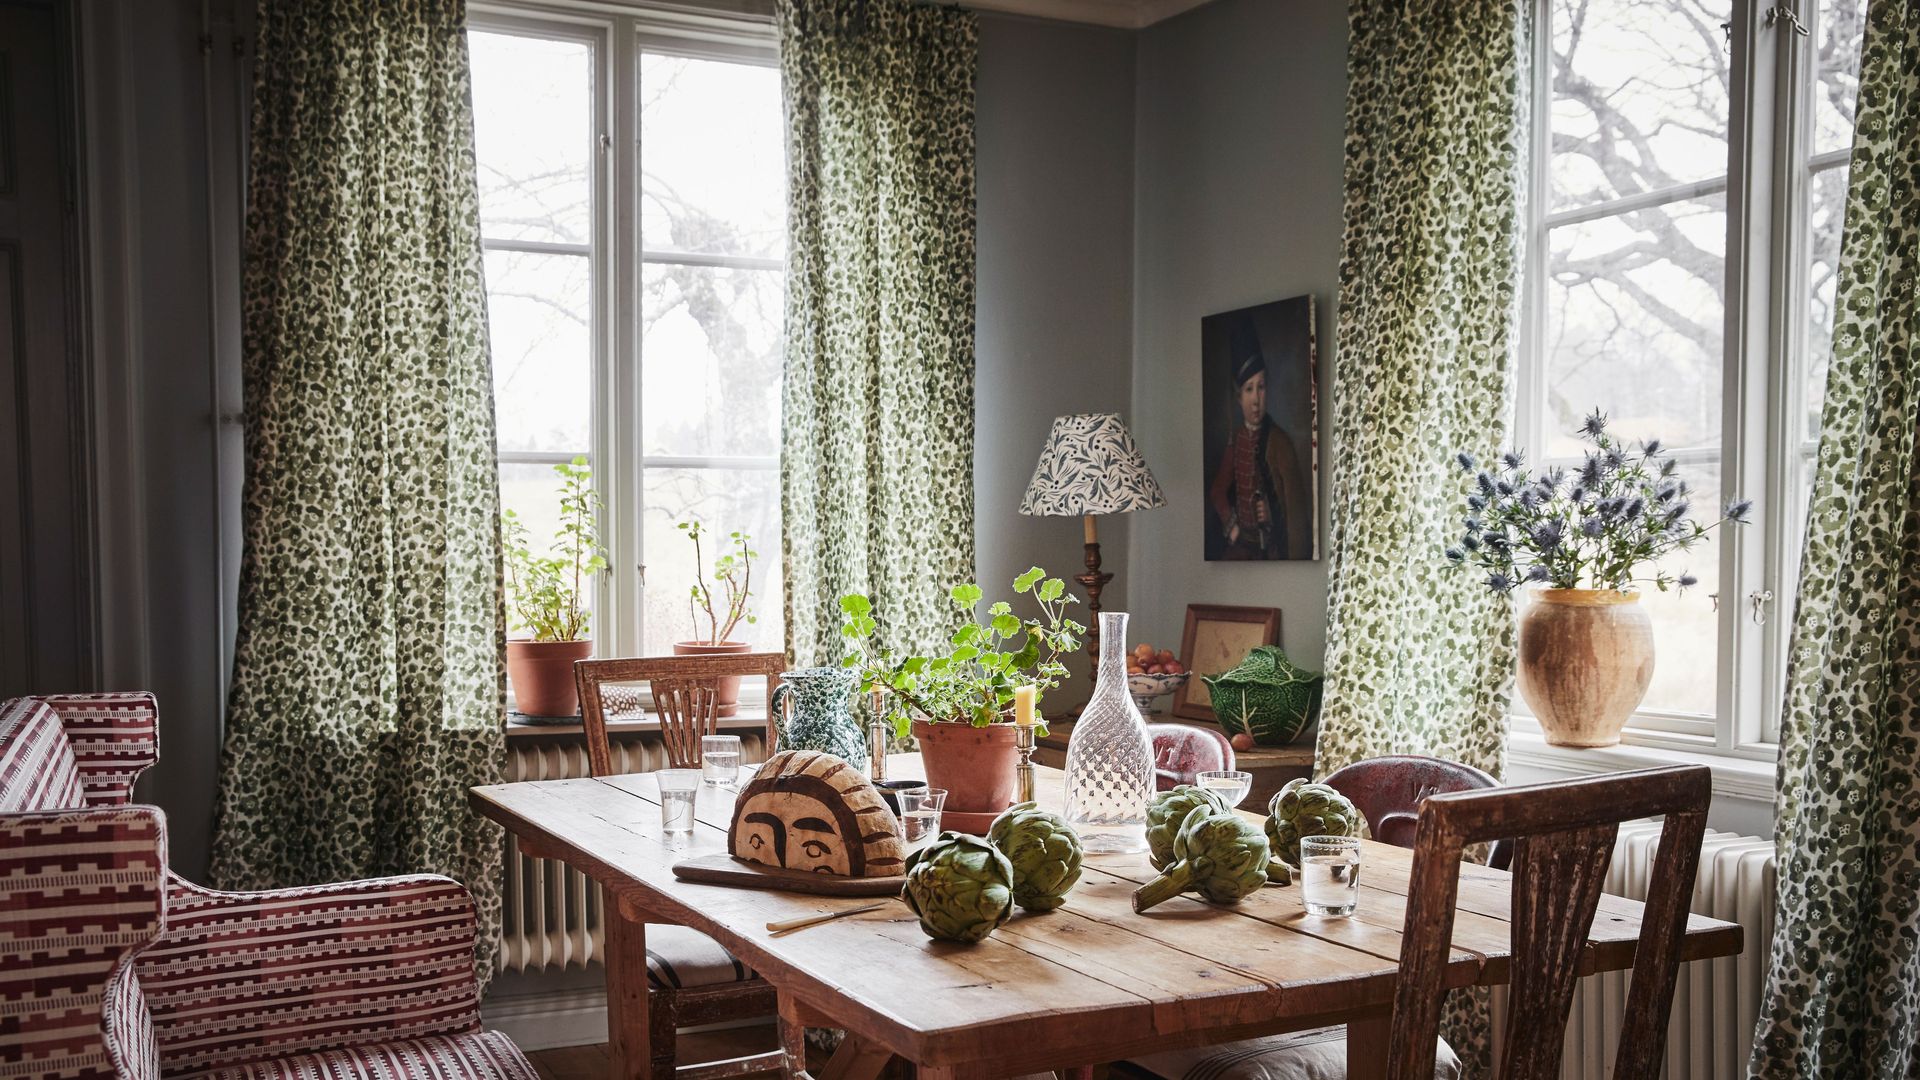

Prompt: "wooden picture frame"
[1172,604,1282,721]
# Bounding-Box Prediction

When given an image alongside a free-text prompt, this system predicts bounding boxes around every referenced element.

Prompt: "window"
[1520,0,1863,755]
[469,10,786,665]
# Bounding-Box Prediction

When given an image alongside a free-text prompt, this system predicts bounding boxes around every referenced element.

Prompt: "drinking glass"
[897,787,947,851]
[658,769,701,838]
[1299,835,1363,916]
[1196,769,1253,808]
[701,735,742,787]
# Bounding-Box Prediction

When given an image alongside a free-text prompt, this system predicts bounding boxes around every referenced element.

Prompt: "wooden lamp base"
[1076,515,1116,658]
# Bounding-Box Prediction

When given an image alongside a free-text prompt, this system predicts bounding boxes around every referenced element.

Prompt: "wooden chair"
[1147,723,1236,789]
[574,652,790,1080]
[1123,765,1710,1080]
[1322,754,1513,871]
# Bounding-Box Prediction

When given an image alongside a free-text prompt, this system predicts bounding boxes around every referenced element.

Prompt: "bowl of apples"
[1126,643,1189,715]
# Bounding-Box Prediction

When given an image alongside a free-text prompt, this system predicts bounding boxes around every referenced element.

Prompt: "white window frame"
[1515,0,1848,762]
[470,1,781,666]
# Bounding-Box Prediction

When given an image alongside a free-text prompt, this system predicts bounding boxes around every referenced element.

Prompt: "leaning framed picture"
[1172,604,1283,721]
[1201,295,1320,560]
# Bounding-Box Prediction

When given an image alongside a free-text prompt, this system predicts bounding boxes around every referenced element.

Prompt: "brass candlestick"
[868,689,889,783]
[1015,724,1037,804]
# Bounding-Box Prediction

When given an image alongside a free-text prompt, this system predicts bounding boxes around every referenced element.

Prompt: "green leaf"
[952,624,981,646]
[1037,578,1065,602]
[838,594,872,617]
[991,613,1021,638]
[1013,567,1045,593]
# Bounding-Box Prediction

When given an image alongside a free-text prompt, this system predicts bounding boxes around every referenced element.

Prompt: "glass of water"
[658,769,701,838]
[897,787,947,851]
[1300,835,1363,916]
[1196,769,1253,808]
[701,735,742,787]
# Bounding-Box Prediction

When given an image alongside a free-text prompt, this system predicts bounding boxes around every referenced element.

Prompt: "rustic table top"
[469,754,1742,1075]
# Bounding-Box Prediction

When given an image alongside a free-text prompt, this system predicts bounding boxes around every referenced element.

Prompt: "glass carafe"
[1064,611,1156,853]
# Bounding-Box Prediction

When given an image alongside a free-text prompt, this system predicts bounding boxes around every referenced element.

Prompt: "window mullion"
[605,14,643,658]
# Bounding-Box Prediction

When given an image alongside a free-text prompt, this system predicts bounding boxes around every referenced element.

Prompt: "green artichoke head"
[1132,804,1272,912]
[987,801,1084,911]
[1145,785,1232,871]
[902,831,1016,942]
[1264,778,1363,868]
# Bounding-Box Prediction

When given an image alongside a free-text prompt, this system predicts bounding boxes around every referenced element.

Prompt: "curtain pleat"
[777,0,979,667]
[1749,1,1920,1075]
[209,0,505,984]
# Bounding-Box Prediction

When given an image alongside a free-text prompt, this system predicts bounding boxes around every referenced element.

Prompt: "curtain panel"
[777,0,979,667]
[1750,1,1920,1075]
[209,0,506,982]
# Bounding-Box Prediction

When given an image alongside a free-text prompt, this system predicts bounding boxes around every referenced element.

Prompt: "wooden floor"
[528,1023,780,1080]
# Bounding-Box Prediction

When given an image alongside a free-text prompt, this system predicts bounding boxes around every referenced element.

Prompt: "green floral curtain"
[1749,3,1920,1076]
[209,0,505,981]
[1315,0,1530,784]
[777,0,978,667]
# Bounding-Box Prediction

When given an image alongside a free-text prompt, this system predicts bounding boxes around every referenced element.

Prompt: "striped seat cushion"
[645,923,754,990]
[1121,1027,1460,1080]
[193,1031,537,1079]
[0,697,86,811]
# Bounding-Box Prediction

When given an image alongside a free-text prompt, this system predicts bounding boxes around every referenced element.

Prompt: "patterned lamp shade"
[1020,413,1168,517]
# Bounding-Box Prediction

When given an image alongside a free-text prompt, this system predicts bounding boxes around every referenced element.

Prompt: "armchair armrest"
[0,806,167,1080]
[136,872,484,1075]
[43,692,160,807]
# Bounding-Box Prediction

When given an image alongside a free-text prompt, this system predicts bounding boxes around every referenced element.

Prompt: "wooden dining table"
[469,755,1743,1080]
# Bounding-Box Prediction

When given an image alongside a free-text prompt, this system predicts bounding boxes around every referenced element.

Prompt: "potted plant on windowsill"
[671,522,757,717]
[1447,411,1752,748]
[839,567,1083,830]
[504,457,607,720]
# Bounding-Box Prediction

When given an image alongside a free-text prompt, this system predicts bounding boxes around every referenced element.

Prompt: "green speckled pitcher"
[770,667,869,769]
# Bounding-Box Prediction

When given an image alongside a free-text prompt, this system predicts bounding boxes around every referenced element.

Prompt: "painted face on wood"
[727,750,906,878]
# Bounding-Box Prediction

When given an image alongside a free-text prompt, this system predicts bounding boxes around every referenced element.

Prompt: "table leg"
[606,908,652,1080]
[1345,1011,1390,1080]
[777,995,809,1080]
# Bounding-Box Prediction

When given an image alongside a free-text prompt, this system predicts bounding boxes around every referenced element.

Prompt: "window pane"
[487,250,593,454]
[1550,0,1732,211]
[1544,195,1727,457]
[641,263,782,459]
[640,53,785,259]
[471,32,594,246]
[501,460,597,639]
[1804,164,1848,444]
[1637,458,1722,717]
[1813,0,1867,156]
[643,468,784,653]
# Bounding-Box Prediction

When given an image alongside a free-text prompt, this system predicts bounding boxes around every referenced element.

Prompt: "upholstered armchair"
[0,694,536,1080]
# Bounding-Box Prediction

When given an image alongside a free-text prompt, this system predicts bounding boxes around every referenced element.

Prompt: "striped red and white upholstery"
[40,691,161,807]
[0,805,169,1080]
[194,1032,537,1080]
[0,697,88,811]
[643,923,754,990]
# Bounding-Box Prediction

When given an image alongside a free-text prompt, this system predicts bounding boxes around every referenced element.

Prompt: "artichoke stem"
[1132,862,1193,912]
[1265,859,1293,886]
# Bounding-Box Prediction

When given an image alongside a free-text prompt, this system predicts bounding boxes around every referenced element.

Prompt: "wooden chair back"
[1146,723,1236,789]
[574,653,787,775]
[1322,754,1512,870]
[1387,765,1710,1080]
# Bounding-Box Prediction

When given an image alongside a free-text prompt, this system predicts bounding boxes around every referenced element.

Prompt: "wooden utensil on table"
[766,902,890,936]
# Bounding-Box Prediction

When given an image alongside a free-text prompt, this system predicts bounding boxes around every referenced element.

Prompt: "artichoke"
[1265,778,1363,868]
[902,831,1016,942]
[1132,805,1272,912]
[988,801,1084,911]
[1145,785,1233,871]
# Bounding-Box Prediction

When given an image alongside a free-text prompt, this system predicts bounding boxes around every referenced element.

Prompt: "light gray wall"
[1125,0,1349,665]
[974,13,1136,693]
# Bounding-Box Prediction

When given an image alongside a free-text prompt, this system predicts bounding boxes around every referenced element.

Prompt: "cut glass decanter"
[1064,611,1156,853]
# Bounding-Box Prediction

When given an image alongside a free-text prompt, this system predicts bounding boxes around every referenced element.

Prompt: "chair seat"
[646,922,755,990]
[195,1031,537,1080]
[1121,1027,1460,1080]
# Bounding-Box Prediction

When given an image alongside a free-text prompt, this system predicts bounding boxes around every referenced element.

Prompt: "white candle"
[1013,685,1038,726]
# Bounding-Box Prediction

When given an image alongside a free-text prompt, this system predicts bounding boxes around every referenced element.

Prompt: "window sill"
[1506,729,1777,805]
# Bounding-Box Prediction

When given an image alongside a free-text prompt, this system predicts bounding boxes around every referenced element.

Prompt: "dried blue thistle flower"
[1581,516,1605,538]
[1466,494,1487,512]
[1462,533,1483,551]
[1445,547,1466,563]
[1495,479,1515,496]
[1725,498,1754,524]
[1486,572,1515,593]
[1476,471,1496,495]
[1624,497,1645,520]
[1605,448,1628,469]
[1531,521,1564,552]
[1579,456,1605,487]
[1455,452,1477,472]
[1501,450,1525,470]
[1581,410,1609,437]
[1678,573,1699,589]
[1525,564,1552,583]
[1660,457,1679,477]
[1642,438,1663,456]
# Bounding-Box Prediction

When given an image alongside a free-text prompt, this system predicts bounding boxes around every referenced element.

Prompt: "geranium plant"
[840,567,1084,738]
[678,520,756,645]
[1446,411,1752,594]
[503,456,607,641]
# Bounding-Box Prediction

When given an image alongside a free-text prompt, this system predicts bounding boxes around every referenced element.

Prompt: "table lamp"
[1019,413,1167,656]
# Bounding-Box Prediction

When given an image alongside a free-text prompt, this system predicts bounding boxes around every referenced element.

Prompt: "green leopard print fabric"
[777,0,979,667]
[209,0,505,984]
[1316,3,1531,1073]
[1750,2,1920,1075]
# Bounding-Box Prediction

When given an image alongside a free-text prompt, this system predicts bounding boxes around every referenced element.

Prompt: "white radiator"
[498,735,766,974]
[1490,825,1776,1079]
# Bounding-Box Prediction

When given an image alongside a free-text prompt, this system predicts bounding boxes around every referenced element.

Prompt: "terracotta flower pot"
[1517,589,1654,748]
[911,719,1022,831]
[673,640,752,716]
[507,638,593,719]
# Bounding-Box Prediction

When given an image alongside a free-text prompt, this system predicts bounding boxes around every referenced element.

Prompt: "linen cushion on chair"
[0,697,87,810]
[196,1031,539,1080]
[644,922,754,989]
[1121,1027,1461,1080]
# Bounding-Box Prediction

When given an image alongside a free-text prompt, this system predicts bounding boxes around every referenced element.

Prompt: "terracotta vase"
[673,640,752,716]
[1517,589,1655,748]
[911,719,1021,831]
[507,639,593,719]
